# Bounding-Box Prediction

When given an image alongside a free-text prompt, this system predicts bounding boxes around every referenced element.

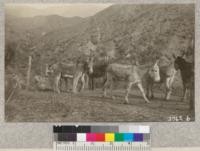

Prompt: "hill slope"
[36,4,194,63]
[5,4,195,77]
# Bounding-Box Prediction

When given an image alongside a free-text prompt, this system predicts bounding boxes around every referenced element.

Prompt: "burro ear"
[155,59,159,64]
[88,55,93,62]
[180,51,186,58]
[172,53,177,59]
[86,57,91,63]
[135,60,139,66]
[91,55,94,60]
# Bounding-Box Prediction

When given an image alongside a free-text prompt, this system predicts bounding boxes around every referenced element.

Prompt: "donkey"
[46,62,75,93]
[103,61,160,104]
[173,54,194,105]
[87,61,109,90]
[144,60,177,100]
[46,57,94,94]
[72,57,94,93]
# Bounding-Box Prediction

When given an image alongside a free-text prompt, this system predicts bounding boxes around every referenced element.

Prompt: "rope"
[6,82,18,103]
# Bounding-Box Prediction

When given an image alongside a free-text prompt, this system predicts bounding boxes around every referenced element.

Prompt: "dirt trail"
[5,89,194,122]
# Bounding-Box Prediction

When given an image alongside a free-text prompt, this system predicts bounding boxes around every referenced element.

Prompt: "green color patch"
[115,133,124,142]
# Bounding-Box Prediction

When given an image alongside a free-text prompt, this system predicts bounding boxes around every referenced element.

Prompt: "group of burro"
[36,48,194,110]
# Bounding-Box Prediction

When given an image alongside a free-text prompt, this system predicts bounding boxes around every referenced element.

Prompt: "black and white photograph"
[5,3,195,122]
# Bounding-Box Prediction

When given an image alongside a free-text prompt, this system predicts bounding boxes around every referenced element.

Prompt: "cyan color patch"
[123,133,133,142]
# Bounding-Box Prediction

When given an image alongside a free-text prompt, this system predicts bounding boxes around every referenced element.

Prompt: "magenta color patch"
[86,133,96,142]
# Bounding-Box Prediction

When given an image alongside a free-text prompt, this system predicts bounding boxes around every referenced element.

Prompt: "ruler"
[54,142,150,151]
[53,125,151,151]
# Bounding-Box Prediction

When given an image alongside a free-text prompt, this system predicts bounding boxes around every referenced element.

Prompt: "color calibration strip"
[54,132,146,142]
[53,125,150,151]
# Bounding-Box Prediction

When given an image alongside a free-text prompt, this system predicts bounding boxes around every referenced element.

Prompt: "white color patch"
[77,133,86,142]
[139,126,150,133]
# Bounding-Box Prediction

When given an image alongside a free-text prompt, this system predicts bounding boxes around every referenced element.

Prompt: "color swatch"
[53,125,150,143]
[105,133,115,142]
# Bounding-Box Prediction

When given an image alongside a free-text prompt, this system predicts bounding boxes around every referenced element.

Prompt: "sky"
[5,3,113,18]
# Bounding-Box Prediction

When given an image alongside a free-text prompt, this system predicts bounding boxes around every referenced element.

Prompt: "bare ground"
[5,88,194,122]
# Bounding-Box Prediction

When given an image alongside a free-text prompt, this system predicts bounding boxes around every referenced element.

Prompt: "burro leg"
[166,90,172,100]
[137,82,150,103]
[72,71,82,93]
[183,87,189,102]
[150,83,154,99]
[125,82,133,104]
[165,77,172,100]
[110,79,116,100]
[80,73,85,91]
[103,73,110,97]
[146,82,150,99]
[190,87,194,110]
[55,73,61,94]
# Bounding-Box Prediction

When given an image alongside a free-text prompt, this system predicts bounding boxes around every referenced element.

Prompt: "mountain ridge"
[5,4,195,77]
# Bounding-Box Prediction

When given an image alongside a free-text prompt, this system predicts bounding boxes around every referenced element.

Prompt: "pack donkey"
[46,57,94,93]
[46,62,74,93]
[87,60,109,90]
[103,61,161,104]
[173,54,194,109]
[144,59,177,100]
[72,56,94,93]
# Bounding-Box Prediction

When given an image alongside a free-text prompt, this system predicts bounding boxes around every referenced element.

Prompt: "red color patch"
[95,133,105,142]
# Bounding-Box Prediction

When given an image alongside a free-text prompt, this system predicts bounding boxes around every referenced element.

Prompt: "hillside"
[6,14,83,42]
[5,4,195,77]
[36,4,194,64]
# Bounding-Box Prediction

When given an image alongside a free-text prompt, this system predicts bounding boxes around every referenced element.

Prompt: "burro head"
[149,59,160,82]
[87,56,94,74]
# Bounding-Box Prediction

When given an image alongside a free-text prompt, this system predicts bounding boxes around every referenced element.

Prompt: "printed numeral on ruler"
[54,142,150,151]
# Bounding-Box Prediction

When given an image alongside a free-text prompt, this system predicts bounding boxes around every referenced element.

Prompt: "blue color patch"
[123,133,133,142]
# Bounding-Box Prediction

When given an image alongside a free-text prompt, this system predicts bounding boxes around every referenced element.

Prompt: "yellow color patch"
[105,133,115,142]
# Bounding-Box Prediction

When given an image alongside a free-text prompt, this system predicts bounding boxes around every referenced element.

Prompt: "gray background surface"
[0,0,199,148]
